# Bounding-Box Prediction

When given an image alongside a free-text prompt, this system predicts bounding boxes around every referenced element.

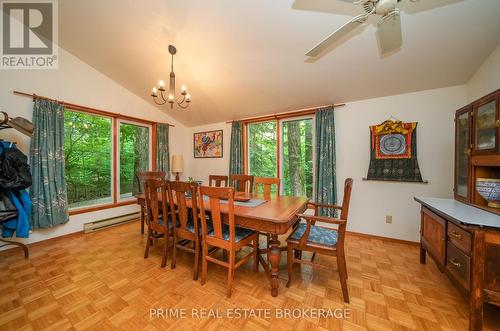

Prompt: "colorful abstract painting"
[193,130,223,158]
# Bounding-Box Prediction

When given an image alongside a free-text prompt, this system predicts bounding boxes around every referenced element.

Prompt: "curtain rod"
[225,103,346,124]
[12,90,175,127]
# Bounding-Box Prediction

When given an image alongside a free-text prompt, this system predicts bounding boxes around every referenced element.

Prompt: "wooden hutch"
[415,88,500,331]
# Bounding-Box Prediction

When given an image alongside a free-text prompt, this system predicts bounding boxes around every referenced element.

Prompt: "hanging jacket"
[2,190,31,238]
[0,141,32,191]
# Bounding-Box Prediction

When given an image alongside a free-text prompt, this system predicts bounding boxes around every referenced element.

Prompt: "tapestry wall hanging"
[366,119,424,182]
[193,130,223,158]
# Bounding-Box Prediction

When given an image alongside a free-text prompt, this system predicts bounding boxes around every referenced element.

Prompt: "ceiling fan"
[305,0,426,57]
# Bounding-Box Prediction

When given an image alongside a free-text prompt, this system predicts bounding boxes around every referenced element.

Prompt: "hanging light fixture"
[151,45,191,109]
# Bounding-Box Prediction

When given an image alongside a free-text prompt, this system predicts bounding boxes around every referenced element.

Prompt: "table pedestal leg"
[269,234,281,297]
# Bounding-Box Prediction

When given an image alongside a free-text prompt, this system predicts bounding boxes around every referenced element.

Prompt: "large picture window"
[64,111,153,211]
[246,116,314,198]
[119,122,150,199]
[64,110,112,208]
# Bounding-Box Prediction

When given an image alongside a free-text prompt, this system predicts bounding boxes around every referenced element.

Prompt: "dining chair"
[286,178,353,303]
[166,180,204,280]
[209,175,228,187]
[136,171,166,234]
[143,178,173,268]
[253,177,280,199]
[198,186,259,297]
[230,174,254,193]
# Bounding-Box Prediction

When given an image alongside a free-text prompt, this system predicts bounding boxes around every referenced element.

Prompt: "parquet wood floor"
[0,220,499,331]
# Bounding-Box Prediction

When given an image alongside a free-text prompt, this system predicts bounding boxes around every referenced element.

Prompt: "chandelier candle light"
[151,45,191,109]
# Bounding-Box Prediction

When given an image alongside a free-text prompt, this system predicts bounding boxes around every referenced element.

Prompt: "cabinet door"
[421,208,446,266]
[473,95,499,154]
[455,107,471,201]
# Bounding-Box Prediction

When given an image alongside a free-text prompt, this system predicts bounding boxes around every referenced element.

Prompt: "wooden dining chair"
[136,171,166,234]
[166,181,204,280]
[253,177,280,199]
[209,175,228,187]
[230,174,254,193]
[286,178,353,303]
[198,186,259,297]
[143,178,173,268]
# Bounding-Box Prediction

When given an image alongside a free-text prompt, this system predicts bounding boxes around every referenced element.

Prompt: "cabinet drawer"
[447,222,471,255]
[446,242,471,291]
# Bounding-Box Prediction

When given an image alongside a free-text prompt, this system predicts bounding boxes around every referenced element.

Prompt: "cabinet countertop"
[414,197,500,229]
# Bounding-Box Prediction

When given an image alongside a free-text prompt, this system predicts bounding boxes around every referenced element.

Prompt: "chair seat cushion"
[157,214,177,229]
[208,224,255,243]
[186,218,214,234]
[288,223,338,247]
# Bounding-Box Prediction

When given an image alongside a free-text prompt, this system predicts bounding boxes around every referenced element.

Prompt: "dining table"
[136,191,309,297]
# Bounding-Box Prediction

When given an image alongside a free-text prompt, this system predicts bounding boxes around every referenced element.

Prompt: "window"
[64,110,112,208]
[64,110,154,211]
[246,117,315,198]
[119,122,151,199]
[281,118,314,198]
[248,121,277,178]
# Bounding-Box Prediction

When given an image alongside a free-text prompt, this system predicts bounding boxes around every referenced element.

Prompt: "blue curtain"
[229,121,243,177]
[315,107,337,217]
[30,99,69,228]
[156,124,170,179]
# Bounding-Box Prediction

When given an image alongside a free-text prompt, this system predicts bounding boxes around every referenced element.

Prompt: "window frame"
[278,115,316,197]
[243,114,316,198]
[64,104,163,216]
[116,119,153,202]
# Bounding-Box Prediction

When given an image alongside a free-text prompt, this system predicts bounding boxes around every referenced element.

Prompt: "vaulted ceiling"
[59,0,500,126]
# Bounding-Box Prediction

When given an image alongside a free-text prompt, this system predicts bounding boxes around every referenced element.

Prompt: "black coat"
[0,146,32,191]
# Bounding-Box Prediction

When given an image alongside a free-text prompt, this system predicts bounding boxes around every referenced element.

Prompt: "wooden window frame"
[65,105,164,216]
[243,113,316,197]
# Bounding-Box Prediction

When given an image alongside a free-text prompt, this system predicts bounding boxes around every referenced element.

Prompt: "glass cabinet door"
[456,110,470,199]
[474,99,498,152]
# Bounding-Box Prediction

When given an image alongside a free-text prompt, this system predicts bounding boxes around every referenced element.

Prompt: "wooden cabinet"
[473,93,499,155]
[420,207,446,265]
[454,89,500,215]
[455,106,472,202]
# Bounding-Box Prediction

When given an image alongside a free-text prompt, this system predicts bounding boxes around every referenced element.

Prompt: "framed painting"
[193,130,223,158]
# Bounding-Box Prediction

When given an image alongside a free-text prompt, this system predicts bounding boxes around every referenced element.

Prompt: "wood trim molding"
[68,199,137,216]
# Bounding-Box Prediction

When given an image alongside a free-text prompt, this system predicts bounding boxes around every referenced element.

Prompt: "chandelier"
[151,45,191,109]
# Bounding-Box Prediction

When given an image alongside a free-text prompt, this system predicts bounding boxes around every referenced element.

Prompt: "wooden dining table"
[136,192,308,297]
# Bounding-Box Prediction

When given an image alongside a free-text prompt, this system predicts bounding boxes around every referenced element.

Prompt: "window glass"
[64,110,112,208]
[282,118,313,198]
[119,122,150,199]
[248,121,277,186]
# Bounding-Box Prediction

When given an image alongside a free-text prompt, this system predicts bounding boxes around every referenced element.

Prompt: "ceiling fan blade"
[377,12,402,56]
[306,14,367,57]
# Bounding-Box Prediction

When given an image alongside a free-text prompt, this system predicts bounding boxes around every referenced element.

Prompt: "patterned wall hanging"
[366,119,424,182]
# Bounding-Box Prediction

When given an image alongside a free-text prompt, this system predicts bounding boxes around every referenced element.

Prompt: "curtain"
[229,121,243,178]
[30,99,69,228]
[314,107,337,217]
[157,124,170,179]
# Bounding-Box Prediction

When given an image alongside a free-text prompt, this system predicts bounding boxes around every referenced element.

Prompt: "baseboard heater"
[84,212,140,233]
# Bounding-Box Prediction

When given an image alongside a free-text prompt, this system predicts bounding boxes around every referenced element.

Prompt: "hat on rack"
[0,112,8,125]
[7,117,34,137]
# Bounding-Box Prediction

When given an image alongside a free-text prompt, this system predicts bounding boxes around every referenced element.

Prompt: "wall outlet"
[385,215,393,224]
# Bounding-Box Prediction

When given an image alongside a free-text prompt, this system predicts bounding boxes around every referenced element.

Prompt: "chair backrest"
[209,175,228,187]
[198,186,235,245]
[253,177,280,199]
[167,181,199,236]
[339,178,354,221]
[136,171,166,194]
[230,174,253,193]
[144,178,169,234]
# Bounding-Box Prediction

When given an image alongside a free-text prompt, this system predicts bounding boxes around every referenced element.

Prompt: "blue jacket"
[2,190,31,238]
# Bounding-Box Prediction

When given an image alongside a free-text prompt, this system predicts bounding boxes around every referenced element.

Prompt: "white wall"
[0,48,190,245]
[184,86,466,242]
[467,43,500,102]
